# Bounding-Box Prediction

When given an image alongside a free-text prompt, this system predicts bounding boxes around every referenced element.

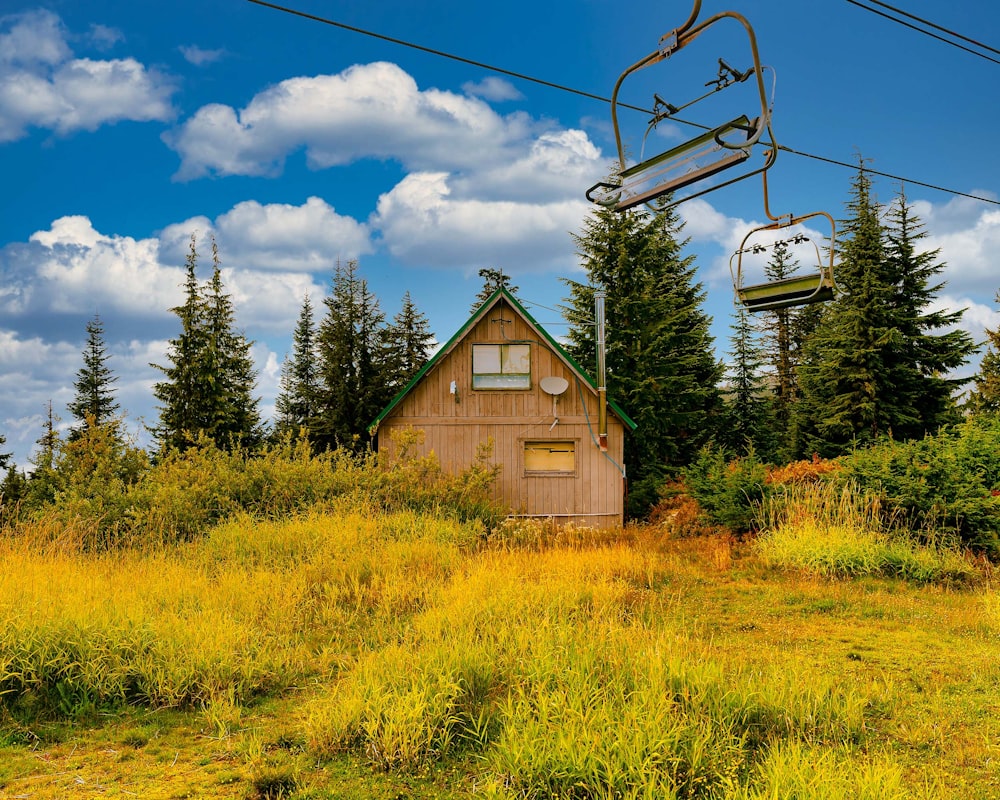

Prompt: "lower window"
[524,440,575,473]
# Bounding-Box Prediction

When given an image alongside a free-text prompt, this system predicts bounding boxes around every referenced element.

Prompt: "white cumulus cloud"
[3,207,336,334]
[214,197,373,271]
[0,9,175,142]
[23,216,183,317]
[373,172,588,273]
[165,61,546,181]
[462,76,523,102]
[159,197,372,273]
[925,206,1000,299]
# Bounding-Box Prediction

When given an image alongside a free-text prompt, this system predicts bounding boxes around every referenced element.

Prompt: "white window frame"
[472,343,531,390]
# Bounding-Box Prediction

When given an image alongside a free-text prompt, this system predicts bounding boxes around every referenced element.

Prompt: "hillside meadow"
[2,494,998,799]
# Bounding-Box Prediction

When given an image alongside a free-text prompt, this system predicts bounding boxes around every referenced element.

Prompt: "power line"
[775,143,996,205]
[848,0,1000,56]
[843,0,1000,65]
[245,0,999,208]
[243,0,649,115]
[870,0,1000,55]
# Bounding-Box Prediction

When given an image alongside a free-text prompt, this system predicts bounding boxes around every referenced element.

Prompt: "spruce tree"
[26,401,61,507]
[152,235,209,451]
[471,268,519,312]
[274,294,321,438]
[968,291,1000,416]
[757,241,802,459]
[152,234,261,452]
[0,431,19,514]
[202,238,262,449]
[1,465,27,515]
[797,167,975,456]
[315,259,391,451]
[797,166,896,454]
[882,187,975,433]
[68,313,120,437]
[384,291,435,392]
[563,204,723,514]
[722,306,775,459]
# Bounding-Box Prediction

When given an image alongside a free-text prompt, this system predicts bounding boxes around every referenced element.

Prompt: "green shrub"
[6,429,503,550]
[16,421,149,549]
[841,417,1000,557]
[683,445,771,534]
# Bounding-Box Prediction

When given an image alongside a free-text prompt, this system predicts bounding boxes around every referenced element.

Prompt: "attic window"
[472,344,530,389]
[524,440,576,473]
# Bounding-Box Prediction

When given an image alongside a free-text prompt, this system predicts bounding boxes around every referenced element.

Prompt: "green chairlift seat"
[730,211,837,314]
[738,271,835,312]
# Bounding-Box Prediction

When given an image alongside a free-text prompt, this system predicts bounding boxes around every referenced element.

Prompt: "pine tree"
[202,238,262,449]
[471,268,519,312]
[315,259,391,451]
[67,313,120,437]
[0,433,10,472]
[968,291,1000,415]
[562,204,723,514]
[882,187,975,433]
[722,306,775,459]
[797,167,975,456]
[274,294,321,438]
[384,291,435,393]
[152,235,261,452]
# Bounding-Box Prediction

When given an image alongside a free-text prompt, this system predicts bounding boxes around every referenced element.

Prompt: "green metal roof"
[368,287,637,434]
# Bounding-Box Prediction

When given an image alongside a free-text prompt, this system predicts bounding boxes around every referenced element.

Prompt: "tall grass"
[0,506,484,719]
[305,544,895,797]
[755,484,977,584]
[0,540,308,714]
[3,491,987,797]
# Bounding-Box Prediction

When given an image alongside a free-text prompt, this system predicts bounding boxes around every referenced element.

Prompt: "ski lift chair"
[731,172,837,312]
[586,0,777,212]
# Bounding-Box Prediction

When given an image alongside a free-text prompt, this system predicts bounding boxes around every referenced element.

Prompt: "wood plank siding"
[374,297,628,529]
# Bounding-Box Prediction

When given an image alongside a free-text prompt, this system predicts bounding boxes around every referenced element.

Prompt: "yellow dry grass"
[1,507,998,798]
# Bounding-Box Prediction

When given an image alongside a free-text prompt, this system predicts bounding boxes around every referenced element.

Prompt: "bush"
[840,417,1000,557]
[767,455,841,486]
[5,429,504,551]
[13,421,149,549]
[683,445,771,534]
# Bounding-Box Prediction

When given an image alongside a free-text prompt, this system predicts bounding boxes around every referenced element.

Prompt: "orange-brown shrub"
[767,455,841,486]
[647,480,720,538]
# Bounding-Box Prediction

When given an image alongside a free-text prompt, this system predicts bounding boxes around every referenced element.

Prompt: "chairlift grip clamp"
[657,31,679,57]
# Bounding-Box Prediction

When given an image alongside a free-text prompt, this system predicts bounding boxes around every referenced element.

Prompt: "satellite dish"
[539,376,569,396]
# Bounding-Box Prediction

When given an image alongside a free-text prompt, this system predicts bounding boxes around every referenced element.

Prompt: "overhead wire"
[844,0,1000,64]
[243,0,651,116]
[244,0,999,208]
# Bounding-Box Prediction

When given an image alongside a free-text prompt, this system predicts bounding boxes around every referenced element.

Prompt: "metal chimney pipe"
[595,290,608,452]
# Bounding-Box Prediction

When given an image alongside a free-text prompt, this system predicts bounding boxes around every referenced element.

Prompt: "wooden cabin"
[369,288,636,528]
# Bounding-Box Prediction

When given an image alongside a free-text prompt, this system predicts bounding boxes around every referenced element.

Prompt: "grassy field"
[1,501,998,799]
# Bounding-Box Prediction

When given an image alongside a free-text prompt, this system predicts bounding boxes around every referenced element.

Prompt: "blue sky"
[2,0,999,468]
